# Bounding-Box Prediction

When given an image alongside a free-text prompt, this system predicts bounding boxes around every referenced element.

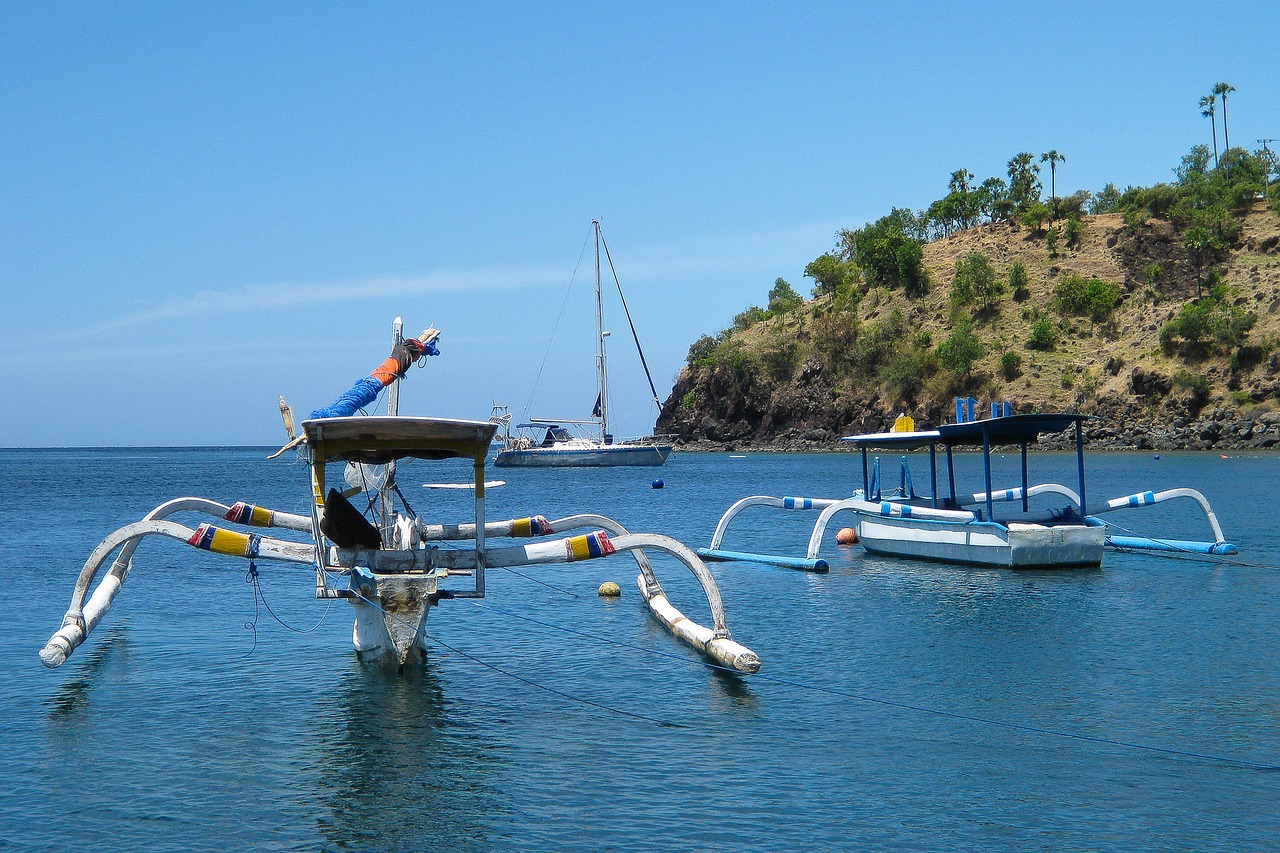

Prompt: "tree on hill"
[768,277,803,314]
[1007,152,1042,212]
[841,210,928,295]
[1040,150,1066,215]
[803,253,849,297]
[1213,82,1236,154]
[1199,94,1219,168]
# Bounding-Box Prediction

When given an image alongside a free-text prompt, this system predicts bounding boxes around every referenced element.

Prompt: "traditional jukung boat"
[699,402,1236,572]
[40,319,759,674]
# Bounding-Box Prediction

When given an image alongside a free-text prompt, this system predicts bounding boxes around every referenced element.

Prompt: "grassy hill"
[658,203,1280,450]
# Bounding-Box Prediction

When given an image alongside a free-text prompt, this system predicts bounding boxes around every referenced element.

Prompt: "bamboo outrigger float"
[41,319,759,675]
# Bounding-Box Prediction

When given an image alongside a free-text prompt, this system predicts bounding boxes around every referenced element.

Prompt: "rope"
[521,228,593,420]
[240,550,333,648]
[490,565,581,598]
[598,225,661,408]
[350,588,680,728]
[462,597,1280,771]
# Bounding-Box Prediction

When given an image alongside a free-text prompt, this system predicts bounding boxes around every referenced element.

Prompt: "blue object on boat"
[697,547,829,573]
[1107,535,1237,555]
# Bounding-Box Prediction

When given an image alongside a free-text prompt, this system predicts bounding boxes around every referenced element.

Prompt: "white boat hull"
[856,514,1105,568]
[349,568,437,669]
[494,444,671,468]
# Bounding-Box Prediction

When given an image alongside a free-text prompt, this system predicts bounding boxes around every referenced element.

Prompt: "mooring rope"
[462,596,1279,771]
[241,552,334,649]
[348,589,682,728]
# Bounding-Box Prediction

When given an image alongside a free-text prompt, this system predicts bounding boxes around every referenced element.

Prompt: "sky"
[3,1,1278,447]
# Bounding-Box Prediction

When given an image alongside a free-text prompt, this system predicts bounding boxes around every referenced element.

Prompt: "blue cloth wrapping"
[309,376,384,420]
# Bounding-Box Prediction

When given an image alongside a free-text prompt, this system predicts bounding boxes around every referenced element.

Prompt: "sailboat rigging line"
[522,228,594,420]
[597,225,661,406]
[351,591,683,728]
[466,599,1278,770]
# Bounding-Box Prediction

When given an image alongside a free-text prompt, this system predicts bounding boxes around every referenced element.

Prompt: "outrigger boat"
[40,319,759,674]
[699,401,1236,572]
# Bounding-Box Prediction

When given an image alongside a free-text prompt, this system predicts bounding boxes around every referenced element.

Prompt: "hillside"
[658,204,1280,451]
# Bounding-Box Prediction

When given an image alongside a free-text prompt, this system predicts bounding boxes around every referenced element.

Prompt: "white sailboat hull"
[494,443,671,468]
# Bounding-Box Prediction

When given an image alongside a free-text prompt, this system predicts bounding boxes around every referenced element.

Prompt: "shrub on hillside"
[1054,274,1121,321]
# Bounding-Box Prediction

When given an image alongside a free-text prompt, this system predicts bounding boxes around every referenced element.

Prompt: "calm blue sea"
[3,447,1279,851]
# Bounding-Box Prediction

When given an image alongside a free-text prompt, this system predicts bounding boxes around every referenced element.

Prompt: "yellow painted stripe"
[208,527,252,557]
[250,505,273,526]
[512,517,533,537]
[567,534,593,561]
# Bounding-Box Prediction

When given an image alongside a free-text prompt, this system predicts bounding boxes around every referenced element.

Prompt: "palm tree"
[1199,94,1219,168]
[1213,82,1236,153]
[1040,151,1065,216]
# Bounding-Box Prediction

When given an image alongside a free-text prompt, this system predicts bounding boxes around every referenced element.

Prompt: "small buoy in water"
[836,527,858,545]
[651,479,664,489]
[598,581,621,597]
[1154,454,1161,460]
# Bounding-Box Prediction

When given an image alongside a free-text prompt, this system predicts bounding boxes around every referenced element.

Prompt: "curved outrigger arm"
[40,518,315,669]
[490,530,758,674]
[964,485,1235,553]
[707,495,842,551]
[412,512,757,673]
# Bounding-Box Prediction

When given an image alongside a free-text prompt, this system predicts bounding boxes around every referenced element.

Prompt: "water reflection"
[46,625,133,723]
[315,660,507,852]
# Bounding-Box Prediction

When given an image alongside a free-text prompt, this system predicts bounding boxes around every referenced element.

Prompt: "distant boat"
[699,404,1237,572]
[493,220,673,468]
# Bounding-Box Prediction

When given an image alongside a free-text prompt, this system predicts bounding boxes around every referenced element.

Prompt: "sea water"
[3,447,1278,851]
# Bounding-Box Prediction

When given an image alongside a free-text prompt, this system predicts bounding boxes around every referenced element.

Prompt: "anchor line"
[241,562,334,639]
[349,590,682,729]
[461,599,1279,772]
[490,566,581,598]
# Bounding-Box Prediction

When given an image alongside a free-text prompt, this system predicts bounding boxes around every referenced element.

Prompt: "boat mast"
[594,220,609,442]
[381,317,403,539]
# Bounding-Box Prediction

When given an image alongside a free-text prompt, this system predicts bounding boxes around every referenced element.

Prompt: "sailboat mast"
[594,220,609,441]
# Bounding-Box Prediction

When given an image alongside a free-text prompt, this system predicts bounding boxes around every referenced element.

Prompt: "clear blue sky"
[3,1,1277,446]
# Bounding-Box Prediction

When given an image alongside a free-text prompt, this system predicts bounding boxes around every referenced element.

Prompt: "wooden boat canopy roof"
[843,413,1092,450]
[302,416,498,463]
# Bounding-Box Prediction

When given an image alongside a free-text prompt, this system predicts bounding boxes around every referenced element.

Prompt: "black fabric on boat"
[321,488,382,549]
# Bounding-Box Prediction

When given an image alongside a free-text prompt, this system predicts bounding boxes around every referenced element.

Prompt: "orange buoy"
[836,527,858,545]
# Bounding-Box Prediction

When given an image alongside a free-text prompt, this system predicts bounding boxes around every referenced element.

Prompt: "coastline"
[672,409,1280,453]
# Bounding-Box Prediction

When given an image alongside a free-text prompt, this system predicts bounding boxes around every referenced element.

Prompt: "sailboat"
[493,220,674,468]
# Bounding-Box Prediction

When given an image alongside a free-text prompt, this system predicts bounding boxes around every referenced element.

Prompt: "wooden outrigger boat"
[699,403,1236,572]
[40,319,759,674]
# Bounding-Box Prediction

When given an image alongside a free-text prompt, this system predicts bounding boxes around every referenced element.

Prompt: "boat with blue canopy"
[700,401,1236,571]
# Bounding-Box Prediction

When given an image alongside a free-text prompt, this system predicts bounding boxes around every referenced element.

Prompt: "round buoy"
[651,479,664,489]
[598,581,621,597]
[836,527,859,545]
